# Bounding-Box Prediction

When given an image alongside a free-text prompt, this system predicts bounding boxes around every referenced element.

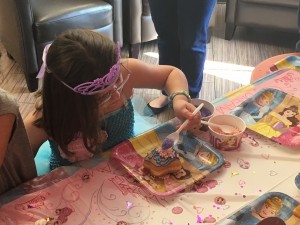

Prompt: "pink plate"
[111,120,224,196]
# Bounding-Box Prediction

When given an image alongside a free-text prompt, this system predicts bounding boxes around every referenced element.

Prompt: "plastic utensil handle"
[177,103,204,133]
[201,120,217,127]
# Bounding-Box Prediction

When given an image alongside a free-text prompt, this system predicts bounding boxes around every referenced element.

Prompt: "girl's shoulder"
[0,89,18,117]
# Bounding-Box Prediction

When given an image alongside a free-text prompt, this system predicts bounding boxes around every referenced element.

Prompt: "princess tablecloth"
[1,69,300,225]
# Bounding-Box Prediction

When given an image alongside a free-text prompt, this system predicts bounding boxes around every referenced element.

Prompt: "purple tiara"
[37,42,121,95]
[61,43,121,95]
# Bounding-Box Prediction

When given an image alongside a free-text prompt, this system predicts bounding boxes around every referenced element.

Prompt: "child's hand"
[173,99,202,131]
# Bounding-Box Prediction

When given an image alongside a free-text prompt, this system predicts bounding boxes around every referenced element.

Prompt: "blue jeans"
[148,0,217,98]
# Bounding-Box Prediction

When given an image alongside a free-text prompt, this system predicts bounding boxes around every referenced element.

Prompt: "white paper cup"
[191,98,215,121]
[208,114,246,151]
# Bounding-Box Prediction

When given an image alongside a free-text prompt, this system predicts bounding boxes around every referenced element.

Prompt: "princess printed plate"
[269,55,300,74]
[219,192,300,225]
[111,120,225,196]
[229,88,300,147]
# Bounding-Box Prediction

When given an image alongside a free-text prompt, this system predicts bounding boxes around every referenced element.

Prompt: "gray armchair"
[122,0,217,59]
[122,0,157,58]
[225,0,299,40]
[0,0,123,92]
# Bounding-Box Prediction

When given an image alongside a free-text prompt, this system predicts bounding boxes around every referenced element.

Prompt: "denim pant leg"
[148,0,216,98]
[178,0,216,98]
[148,0,179,96]
[148,0,180,67]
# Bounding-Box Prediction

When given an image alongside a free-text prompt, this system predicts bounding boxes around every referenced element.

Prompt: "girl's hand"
[172,98,202,131]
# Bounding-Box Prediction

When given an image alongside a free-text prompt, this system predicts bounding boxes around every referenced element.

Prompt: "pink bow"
[36,43,51,79]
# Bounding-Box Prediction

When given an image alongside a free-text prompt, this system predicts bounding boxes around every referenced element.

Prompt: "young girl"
[25,29,201,170]
[0,88,37,194]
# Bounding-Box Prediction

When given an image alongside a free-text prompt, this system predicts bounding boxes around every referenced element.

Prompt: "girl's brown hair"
[35,29,117,155]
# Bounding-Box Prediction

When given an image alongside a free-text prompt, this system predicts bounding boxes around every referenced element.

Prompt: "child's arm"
[0,113,15,167]
[125,58,188,94]
[24,111,48,156]
[125,58,198,122]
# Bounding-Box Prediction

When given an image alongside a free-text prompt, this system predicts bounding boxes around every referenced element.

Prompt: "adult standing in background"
[146,0,217,115]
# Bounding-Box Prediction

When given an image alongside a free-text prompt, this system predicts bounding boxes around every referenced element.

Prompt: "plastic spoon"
[163,103,204,146]
[201,120,237,134]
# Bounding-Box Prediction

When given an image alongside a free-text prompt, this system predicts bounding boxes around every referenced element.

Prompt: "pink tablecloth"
[1,69,300,225]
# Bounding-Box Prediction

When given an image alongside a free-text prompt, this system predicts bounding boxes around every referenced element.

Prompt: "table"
[251,52,300,82]
[1,69,300,225]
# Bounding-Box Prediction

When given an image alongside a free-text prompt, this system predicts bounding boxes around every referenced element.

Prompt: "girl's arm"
[24,111,48,156]
[124,58,197,121]
[0,113,15,167]
[125,58,188,94]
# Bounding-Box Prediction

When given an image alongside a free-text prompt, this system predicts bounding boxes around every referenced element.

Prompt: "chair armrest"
[0,0,38,74]
[103,0,123,46]
[225,0,238,24]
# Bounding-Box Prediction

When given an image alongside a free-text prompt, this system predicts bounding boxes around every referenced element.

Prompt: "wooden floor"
[0,3,298,124]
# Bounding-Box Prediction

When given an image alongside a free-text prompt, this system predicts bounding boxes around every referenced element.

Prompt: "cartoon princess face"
[256,197,283,218]
[279,105,299,120]
[173,168,191,180]
[226,137,237,147]
[257,95,271,107]
[259,202,278,217]
[219,136,238,150]
[283,109,297,118]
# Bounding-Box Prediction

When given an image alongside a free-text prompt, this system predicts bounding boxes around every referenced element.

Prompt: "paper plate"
[219,192,300,225]
[229,88,300,147]
[111,120,224,196]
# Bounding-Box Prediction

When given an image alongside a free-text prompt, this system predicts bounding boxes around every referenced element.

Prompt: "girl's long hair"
[34,29,117,155]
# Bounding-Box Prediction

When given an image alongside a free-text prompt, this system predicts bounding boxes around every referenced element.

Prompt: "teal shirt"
[49,99,134,170]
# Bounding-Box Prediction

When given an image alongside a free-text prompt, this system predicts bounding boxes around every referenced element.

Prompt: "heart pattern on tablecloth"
[261,153,270,160]
[193,206,204,214]
[269,170,278,176]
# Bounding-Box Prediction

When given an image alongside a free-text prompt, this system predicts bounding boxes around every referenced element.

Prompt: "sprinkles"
[214,196,226,205]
